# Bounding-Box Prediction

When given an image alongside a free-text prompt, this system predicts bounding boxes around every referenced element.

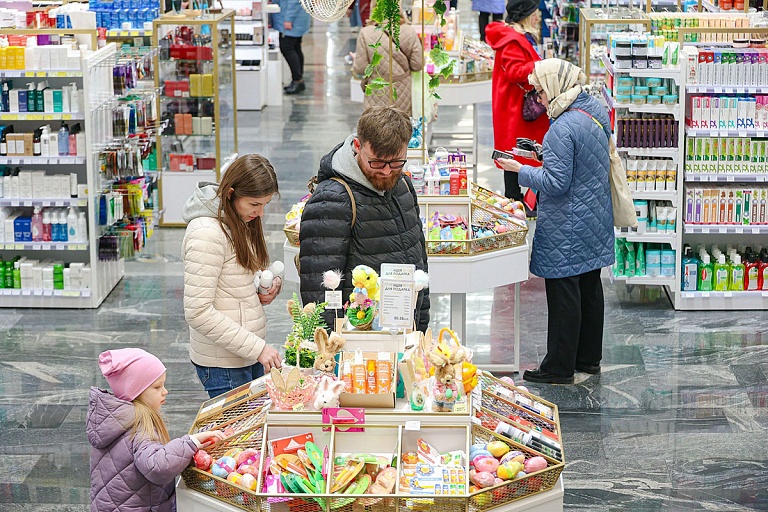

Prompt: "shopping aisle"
[1,19,767,512]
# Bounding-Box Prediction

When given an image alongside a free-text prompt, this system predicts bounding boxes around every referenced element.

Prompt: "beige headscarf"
[528,58,587,120]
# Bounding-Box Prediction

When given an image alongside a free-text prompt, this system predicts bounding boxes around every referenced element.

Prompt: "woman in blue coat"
[473,0,505,41]
[274,0,312,94]
[498,59,614,384]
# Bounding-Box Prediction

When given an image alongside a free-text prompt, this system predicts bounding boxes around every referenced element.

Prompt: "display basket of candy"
[469,424,564,511]
[478,374,562,444]
[469,204,528,254]
[284,226,300,246]
[470,183,528,224]
[189,383,271,435]
[181,422,266,512]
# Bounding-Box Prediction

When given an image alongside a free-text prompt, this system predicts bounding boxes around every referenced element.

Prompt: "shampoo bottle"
[699,253,714,291]
[59,209,68,241]
[759,250,768,290]
[681,247,699,291]
[714,254,729,291]
[729,254,745,291]
[42,209,51,242]
[352,349,366,394]
[40,127,49,157]
[50,210,59,242]
[66,207,77,242]
[376,352,391,394]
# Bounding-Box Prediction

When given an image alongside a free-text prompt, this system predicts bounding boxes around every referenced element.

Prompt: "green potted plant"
[283,293,328,371]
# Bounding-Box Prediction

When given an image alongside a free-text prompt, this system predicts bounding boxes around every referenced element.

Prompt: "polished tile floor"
[1,12,768,512]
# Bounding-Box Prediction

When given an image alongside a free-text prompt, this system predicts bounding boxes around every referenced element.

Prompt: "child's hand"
[259,277,282,305]
[191,430,226,446]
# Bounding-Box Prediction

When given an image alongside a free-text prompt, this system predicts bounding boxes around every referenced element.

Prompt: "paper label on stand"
[378,279,414,329]
[453,401,468,414]
[380,263,415,281]
[405,421,420,431]
[292,403,305,411]
[325,291,342,310]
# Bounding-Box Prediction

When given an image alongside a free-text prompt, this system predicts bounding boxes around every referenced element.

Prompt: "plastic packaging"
[636,243,646,276]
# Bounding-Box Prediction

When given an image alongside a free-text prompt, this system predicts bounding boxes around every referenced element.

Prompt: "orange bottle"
[366,359,377,394]
[341,360,353,392]
[352,350,366,394]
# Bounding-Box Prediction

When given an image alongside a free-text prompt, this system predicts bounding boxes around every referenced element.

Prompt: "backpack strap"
[329,177,357,229]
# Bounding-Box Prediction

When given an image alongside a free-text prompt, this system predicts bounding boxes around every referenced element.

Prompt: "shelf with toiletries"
[686,173,768,182]
[153,10,238,226]
[684,225,768,234]
[0,70,83,78]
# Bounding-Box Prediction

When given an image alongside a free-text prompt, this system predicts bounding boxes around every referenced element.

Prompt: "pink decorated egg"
[473,456,499,473]
[236,449,260,468]
[470,470,496,488]
[493,477,504,486]
[193,450,212,471]
[524,456,547,474]
[240,473,258,491]
[500,451,525,466]
[237,464,259,478]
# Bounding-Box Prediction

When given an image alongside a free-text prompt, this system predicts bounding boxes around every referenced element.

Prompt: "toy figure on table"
[344,265,380,330]
[428,342,467,412]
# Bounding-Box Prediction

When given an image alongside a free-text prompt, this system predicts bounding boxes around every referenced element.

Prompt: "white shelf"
[0,112,85,121]
[107,29,152,38]
[0,242,88,250]
[685,173,768,183]
[0,198,87,207]
[0,69,82,78]
[686,128,768,138]
[687,85,768,94]
[676,290,768,310]
[616,103,681,117]
[684,224,768,234]
[614,230,677,246]
[0,288,91,297]
[632,190,677,202]
[614,275,676,286]
[601,54,683,83]
[0,156,85,165]
[619,146,679,160]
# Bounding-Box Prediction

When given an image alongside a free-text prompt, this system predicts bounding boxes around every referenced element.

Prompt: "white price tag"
[719,227,727,234]
[11,200,19,207]
[739,131,747,138]
[453,401,468,414]
[727,175,735,182]
[55,201,64,206]
[714,86,723,93]
[762,292,768,298]
[56,244,65,250]
[325,291,342,310]
[702,292,710,298]
[43,290,52,296]
[22,290,31,296]
[42,201,50,207]
[404,421,421,431]
[83,290,91,297]
[23,158,32,164]
[32,244,41,250]
[33,290,42,296]
[11,289,20,296]
[753,227,761,234]
[23,201,32,207]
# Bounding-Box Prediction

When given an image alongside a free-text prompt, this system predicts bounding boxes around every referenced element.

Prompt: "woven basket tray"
[425,203,527,256]
[190,389,271,435]
[469,425,564,512]
[284,227,300,246]
[181,423,266,512]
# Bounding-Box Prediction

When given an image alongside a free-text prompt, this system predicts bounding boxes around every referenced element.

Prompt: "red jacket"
[486,22,549,167]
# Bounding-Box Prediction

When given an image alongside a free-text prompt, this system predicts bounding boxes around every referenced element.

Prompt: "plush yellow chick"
[349,265,380,303]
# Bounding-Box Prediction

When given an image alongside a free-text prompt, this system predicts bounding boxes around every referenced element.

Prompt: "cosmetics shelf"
[601,54,683,84]
[684,224,768,234]
[685,173,768,183]
[686,128,768,138]
[619,146,680,160]
[687,85,768,94]
[0,156,85,165]
[0,241,88,251]
[612,275,676,286]
[0,70,83,78]
[0,287,91,297]
[614,230,677,247]
[676,290,768,310]
[0,198,88,207]
[681,290,768,299]
[632,190,677,202]
[0,113,85,121]
[154,10,238,226]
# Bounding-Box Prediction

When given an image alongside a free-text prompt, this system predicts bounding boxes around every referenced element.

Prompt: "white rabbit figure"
[313,375,345,410]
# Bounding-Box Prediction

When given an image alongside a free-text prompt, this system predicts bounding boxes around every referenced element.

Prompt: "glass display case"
[153,9,238,225]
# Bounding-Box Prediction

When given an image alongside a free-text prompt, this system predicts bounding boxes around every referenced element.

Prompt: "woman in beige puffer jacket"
[181,155,283,398]
[352,6,423,115]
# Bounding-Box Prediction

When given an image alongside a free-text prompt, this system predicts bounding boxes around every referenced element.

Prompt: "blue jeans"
[193,362,265,399]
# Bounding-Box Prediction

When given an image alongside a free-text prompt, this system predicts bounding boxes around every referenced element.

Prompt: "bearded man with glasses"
[299,106,430,332]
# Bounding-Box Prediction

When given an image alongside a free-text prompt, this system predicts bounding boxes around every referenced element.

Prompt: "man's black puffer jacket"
[299,136,430,332]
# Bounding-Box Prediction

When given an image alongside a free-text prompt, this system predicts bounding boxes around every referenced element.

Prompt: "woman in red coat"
[486,0,549,201]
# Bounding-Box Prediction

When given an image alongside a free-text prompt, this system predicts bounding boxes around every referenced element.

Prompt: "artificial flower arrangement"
[284,293,328,369]
[343,265,380,331]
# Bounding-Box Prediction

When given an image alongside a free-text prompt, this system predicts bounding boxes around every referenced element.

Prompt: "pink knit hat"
[99,348,167,401]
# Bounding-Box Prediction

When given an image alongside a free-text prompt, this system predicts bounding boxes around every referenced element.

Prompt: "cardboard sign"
[321,407,365,432]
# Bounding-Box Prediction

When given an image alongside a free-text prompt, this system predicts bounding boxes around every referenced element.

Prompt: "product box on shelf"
[337,350,397,408]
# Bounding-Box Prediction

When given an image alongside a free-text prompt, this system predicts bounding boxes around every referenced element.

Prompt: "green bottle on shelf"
[714,254,730,291]
[729,254,745,291]
[698,253,714,292]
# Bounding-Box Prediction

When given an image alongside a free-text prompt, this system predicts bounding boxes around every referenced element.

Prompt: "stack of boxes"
[0,256,91,291]
[685,137,767,174]
[685,187,767,225]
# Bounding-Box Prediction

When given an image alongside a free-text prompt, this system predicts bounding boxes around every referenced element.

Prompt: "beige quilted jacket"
[182,183,267,368]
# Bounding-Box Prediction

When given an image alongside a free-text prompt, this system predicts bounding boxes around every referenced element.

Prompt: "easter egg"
[470,443,487,455]
[200,479,215,491]
[357,311,365,319]
[513,201,524,210]
[486,441,510,458]
[512,210,526,220]
[499,198,510,206]
[503,203,514,211]
[514,471,527,480]
[500,451,525,466]
[517,386,529,393]
[211,463,230,479]
[227,472,243,485]
[500,376,515,386]
[236,448,260,468]
[240,473,258,491]
[224,448,243,460]
[238,464,259,478]
[470,470,496,488]
[471,450,493,462]
[474,456,499,473]
[497,461,523,480]
[524,456,547,474]
[193,450,212,471]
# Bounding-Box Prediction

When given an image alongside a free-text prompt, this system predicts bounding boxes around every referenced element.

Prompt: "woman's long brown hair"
[217,154,279,272]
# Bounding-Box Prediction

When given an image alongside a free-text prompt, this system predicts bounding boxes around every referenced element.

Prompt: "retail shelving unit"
[153,9,238,226]
[579,8,650,83]
[0,39,126,308]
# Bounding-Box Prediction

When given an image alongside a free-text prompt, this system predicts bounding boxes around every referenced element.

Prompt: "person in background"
[182,155,283,398]
[88,348,226,512]
[299,107,429,332]
[274,0,312,94]
[497,59,614,384]
[351,3,423,115]
[473,0,504,42]
[485,0,548,204]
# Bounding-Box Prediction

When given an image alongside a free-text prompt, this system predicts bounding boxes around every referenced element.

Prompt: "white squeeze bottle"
[67,207,77,241]
[59,209,68,241]
[77,211,87,242]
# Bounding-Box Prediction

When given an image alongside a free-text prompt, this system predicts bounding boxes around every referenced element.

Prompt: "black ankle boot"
[285,80,305,94]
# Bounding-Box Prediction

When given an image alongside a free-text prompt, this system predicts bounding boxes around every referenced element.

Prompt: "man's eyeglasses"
[360,145,407,170]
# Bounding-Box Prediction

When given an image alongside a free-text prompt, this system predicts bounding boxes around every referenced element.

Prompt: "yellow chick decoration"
[349,265,380,303]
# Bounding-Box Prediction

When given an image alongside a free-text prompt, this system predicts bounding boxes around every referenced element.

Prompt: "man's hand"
[496,158,523,173]
[284,21,293,30]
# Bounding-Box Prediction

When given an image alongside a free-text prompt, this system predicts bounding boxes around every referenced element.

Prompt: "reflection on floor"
[1,17,768,512]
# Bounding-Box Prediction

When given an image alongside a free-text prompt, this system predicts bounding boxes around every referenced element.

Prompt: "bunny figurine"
[313,375,345,410]
[313,327,346,374]
[428,344,466,412]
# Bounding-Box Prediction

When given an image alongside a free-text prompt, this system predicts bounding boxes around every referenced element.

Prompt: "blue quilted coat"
[472,0,505,14]
[518,92,614,279]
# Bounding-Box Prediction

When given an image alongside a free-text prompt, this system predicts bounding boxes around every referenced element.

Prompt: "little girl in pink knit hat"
[87,348,225,512]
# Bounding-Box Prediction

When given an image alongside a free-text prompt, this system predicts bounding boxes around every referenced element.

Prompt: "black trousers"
[540,268,604,377]
[478,12,503,42]
[504,170,523,201]
[280,34,304,82]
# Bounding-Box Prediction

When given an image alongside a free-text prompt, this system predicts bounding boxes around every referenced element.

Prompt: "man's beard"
[364,168,402,191]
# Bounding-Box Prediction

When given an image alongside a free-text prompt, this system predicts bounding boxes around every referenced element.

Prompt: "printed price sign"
[378,279,414,329]
[325,291,342,310]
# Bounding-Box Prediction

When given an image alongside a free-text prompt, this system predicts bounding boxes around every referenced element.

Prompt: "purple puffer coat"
[87,387,198,512]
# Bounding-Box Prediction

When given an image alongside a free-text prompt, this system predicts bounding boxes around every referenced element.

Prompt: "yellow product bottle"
[376,352,391,394]
[352,349,366,394]
[0,47,7,70]
[15,46,24,70]
[366,359,377,394]
[6,46,15,70]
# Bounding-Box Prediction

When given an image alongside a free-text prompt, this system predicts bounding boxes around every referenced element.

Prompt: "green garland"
[284,292,328,368]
